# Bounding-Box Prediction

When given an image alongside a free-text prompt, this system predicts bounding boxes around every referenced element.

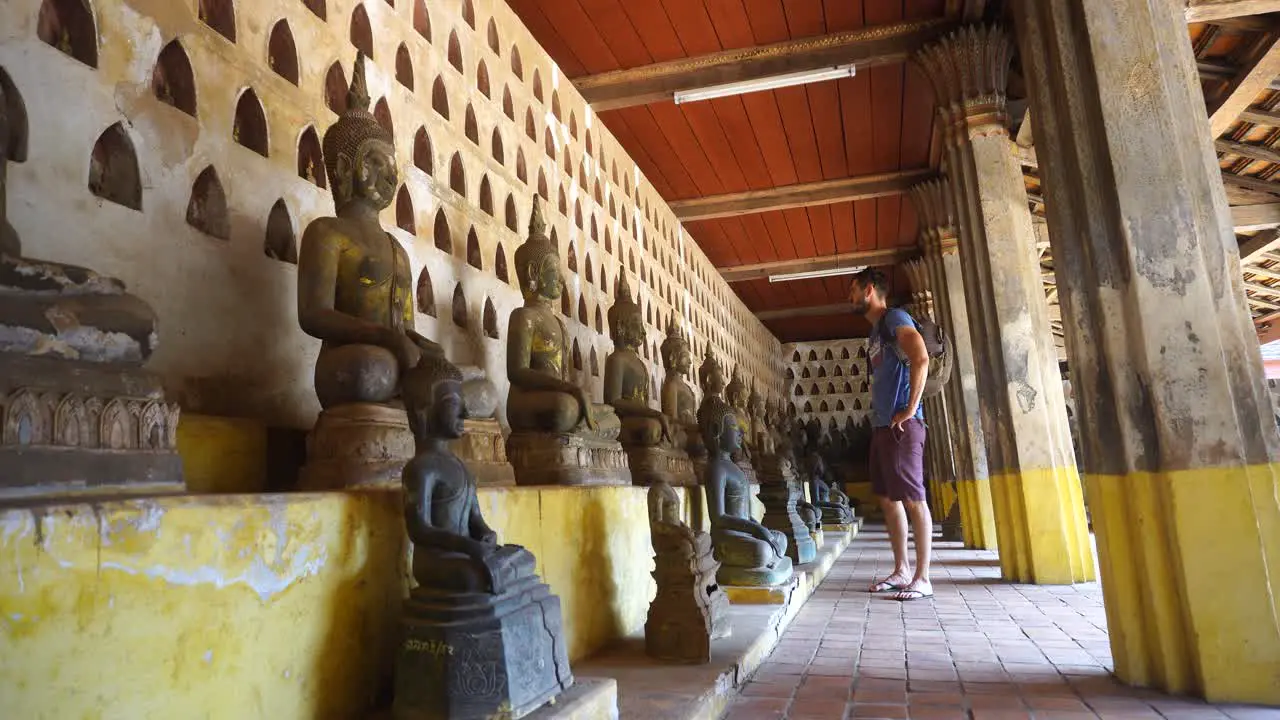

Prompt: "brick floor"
[723,527,1274,720]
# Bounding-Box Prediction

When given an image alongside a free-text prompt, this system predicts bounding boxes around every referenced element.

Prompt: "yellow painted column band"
[989,466,1094,584]
[955,477,997,550]
[1088,464,1280,705]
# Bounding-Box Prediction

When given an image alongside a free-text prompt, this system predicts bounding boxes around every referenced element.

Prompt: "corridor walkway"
[726,527,1272,720]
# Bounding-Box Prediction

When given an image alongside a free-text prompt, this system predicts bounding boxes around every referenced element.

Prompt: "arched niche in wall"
[843,382,852,394]
[268,20,299,85]
[543,127,556,160]
[840,347,851,360]
[510,46,523,80]
[449,153,465,197]
[432,77,449,119]
[590,348,599,377]
[577,295,587,324]
[604,230,611,254]
[589,216,598,242]
[853,399,862,410]
[786,368,794,380]
[433,210,452,254]
[584,254,594,284]
[502,87,514,120]
[264,199,297,263]
[87,123,141,211]
[594,307,603,333]
[324,61,347,114]
[568,111,578,140]
[464,105,479,145]
[297,126,325,187]
[416,268,436,317]
[807,350,818,361]
[395,43,413,90]
[477,61,491,98]
[452,284,468,328]
[850,364,859,376]
[187,166,230,240]
[560,290,571,317]
[373,97,393,137]
[801,367,811,379]
[824,349,834,361]
[483,298,499,339]
[304,0,325,20]
[532,70,544,102]
[491,129,504,165]
[833,365,843,377]
[152,39,196,117]
[413,127,432,174]
[461,0,475,28]
[585,131,594,158]
[447,32,463,73]
[525,109,537,141]
[573,200,582,230]
[466,227,482,270]
[826,382,835,394]
[487,20,501,55]
[233,88,268,157]
[551,91,562,122]
[350,4,373,59]
[817,366,826,378]
[396,186,415,234]
[197,0,236,43]
[505,195,518,232]
[571,339,582,371]
[413,0,430,40]
[479,177,494,216]
[557,187,566,215]
[567,241,577,272]
[495,243,509,283]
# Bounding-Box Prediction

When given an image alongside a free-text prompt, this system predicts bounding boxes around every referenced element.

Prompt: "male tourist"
[849,269,933,601]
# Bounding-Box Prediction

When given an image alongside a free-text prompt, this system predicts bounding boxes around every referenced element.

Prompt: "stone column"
[1012,0,1280,703]
[916,27,1093,583]
[910,182,998,549]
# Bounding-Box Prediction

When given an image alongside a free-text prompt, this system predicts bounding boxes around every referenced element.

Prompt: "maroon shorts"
[869,418,927,502]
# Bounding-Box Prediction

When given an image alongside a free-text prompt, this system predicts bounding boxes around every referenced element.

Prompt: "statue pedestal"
[756,456,817,566]
[0,355,184,500]
[624,443,696,487]
[393,579,574,720]
[645,531,731,664]
[452,418,514,487]
[300,406,515,490]
[507,432,630,486]
[299,403,413,490]
[722,576,800,605]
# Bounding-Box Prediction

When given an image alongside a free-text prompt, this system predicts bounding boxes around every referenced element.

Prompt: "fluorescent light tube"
[673,65,857,104]
[768,265,866,283]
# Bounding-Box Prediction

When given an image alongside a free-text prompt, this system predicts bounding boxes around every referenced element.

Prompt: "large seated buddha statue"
[0,67,182,499]
[394,351,572,719]
[699,356,792,588]
[504,198,626,485]
[660,321,705,463]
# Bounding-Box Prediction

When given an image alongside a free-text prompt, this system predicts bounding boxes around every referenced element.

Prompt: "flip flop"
[892,588,934,602]
[869,579,906,593]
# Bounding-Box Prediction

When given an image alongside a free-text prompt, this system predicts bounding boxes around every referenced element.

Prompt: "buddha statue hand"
[573,386,597,431]
[380,325,422,370]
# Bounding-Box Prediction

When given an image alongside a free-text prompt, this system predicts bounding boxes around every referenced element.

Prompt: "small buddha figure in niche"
[605,272,671,447]
[804,419,855,525]
[298,53,441,409]
[402,352,537,593]
[660,321,703,458]
[506,197,619,439]
[700,375,793,587]
[748,384,769,456]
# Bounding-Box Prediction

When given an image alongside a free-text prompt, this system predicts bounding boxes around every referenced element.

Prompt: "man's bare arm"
[895,324,930,427]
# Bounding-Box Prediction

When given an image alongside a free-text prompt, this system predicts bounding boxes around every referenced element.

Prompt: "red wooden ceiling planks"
[824,0,866,31]
[574,0,654,69]
[620,0,688,63]
[610,106,699,197]
[703,0,757,51]
[536,0,624,75]
[831,201,857,254]
[808,81,850,181]
[781,0,827,38]
[708,97,775,191]
[657,0,726,55]
[774,85,826,184]
[679,102,752,194]
[741,92,802,186]
[506,1,587,76]
[742,0,791,44]
[647,102,731,196]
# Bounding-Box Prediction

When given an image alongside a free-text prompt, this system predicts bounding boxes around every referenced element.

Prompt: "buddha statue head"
[699,394,741,455]
[726,366,746,409]
[322,53,397,213]
[647,478,682,526]
[401,350,466,444]
[660,321,691,378]
[515,197,562,303]
[608,272,644,351]
[699,350,726,397]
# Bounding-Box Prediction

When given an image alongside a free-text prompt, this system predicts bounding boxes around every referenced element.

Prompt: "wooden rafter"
[1232,202,1280,230]
[1186,1,1280,23]
[671,170,933,222]
[1217,138,1280,164]
[1241,228,1280,263]
[1222,171,1280,197]
[721,248,918,284]
[571,19,951,111]
[758,303,855,321]
[1208,34,1280,138]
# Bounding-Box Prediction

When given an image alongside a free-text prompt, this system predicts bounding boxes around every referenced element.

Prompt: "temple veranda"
[1,0,1278,718]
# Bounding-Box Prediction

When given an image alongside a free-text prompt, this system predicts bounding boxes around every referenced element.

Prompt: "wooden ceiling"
[506,0,978,342]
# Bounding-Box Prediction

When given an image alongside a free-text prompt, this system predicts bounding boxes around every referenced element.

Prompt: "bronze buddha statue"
[803,419,855,526]
[660,321,703,459]
[604,272,671,448]
[298,53,441,410]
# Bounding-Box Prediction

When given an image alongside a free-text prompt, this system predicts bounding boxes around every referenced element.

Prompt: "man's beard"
[850,298,869,314]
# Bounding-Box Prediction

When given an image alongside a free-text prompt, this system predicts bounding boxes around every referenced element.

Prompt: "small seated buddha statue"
[645,477,730,663]
[394,351,573,718]
[775,411,821,536]
[748,385,770,457]
[605,272,671,448]
[298,53,442,410]
[660,321,704,460]
[699,372,793,588]
[725,366,753,467]
[804,420,855,526]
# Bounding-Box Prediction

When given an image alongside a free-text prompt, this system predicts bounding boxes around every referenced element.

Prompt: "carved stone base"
[756,455,817,566]
[393,579,574,720]
[716,554,794,589]
[0,356,184,500]
[299,403,413,491]
[624,443,696,487]
[507,432,630,486]
[452,418,514,487]
[645,533,731,664]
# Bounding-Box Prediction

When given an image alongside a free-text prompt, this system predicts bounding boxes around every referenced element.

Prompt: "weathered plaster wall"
[0,0,784,432]
[782,339,873,436]
[0,486,661,718]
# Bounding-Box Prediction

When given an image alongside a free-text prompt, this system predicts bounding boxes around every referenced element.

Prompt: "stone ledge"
[368,677,618,720]
[572,527,855,720]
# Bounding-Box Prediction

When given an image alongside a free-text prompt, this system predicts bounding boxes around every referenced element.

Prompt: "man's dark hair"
[850,268,888,298]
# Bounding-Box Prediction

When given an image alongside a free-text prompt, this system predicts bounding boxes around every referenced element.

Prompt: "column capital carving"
[909,179,960,256]
[915,25,1013,142]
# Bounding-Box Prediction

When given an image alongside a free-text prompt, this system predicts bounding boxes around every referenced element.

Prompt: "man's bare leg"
[870,495,912,591]
[895,499,934,599]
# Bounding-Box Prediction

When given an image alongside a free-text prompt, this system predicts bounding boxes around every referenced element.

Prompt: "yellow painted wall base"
[0,486,659,719]
[176,414,268,494]
[724,580,798,605]
[1089,463,1280,706]
[956,476,998,550]
[989,465,1094,584]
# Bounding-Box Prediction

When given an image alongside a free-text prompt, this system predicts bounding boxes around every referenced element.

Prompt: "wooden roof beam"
[572,19,952,111]
[1241,228,1280,263]
[758,303,855,321]
[1208,34,1280,138]
[1186,1,1280,23]
[1233,202,1280,231]
[672,169,933,222]
[721,248,918,284]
